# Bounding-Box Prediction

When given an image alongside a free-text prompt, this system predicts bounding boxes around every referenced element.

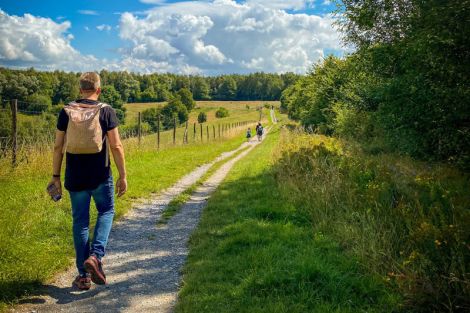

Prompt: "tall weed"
[273,127,469,312]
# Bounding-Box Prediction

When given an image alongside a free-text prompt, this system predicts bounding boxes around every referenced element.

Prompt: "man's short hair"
[79,72,101,91]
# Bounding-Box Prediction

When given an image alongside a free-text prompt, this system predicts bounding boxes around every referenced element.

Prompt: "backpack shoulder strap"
[97,102,111,167]
[97,102,110,108]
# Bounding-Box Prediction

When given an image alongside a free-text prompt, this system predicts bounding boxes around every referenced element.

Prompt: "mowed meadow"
[0,100,274,309]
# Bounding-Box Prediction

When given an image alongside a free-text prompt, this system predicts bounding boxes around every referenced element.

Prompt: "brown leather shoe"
[84,255,106,285]
[73,275,91,290]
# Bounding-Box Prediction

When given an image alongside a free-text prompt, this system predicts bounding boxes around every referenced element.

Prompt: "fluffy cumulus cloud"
[0,1,345,74]
[0,10,99,71]
[119,0,344,74]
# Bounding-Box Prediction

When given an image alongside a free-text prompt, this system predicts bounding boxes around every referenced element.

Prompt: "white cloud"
[139,0,169,4]
[244,0,314,10]
[119,0,344,74]
[78,10,99,16]
[96,24,112,32]
[119,11,230,68]
[0,10,99,71]
[0,1,346,74]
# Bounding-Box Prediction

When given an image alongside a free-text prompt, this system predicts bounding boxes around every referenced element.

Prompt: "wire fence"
[0,99,260,168]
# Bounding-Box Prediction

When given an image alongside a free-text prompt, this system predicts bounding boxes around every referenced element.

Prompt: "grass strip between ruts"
[157,144,251,226]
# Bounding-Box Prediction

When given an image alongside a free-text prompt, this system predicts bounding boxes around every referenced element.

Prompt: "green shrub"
[160,96,188,129]
[215,107,229,118]
[120,122,151,138]
[25,94,51,113]
[177,88,195,112]
[197,111,207,124]
[142,107,161,132]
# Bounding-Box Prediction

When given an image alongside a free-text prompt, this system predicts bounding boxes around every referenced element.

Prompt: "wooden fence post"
[184,121,188,144]
[138,112,142,145]
[213,125,216,139]
[10,99,17,167]
[218,124,221,138]
[193,123,196,141]
[206,125,209,141]
[200,123,203,142]
[157,115,160,150]
[173,117,176,144]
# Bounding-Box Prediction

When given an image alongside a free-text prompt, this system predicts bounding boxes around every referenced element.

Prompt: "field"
[124,100,279,125]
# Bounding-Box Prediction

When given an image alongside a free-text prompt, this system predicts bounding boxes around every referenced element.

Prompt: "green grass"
[125,100,277,126]
[0,114,258,309]
[157,145,251,225]
[271,128,470,312]
[157,186,195,225]
[175,125,400,313]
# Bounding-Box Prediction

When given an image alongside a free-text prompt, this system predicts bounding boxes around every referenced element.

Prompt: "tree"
[25,93,52,113]
[338,0,470,165]
[140,87,157,102]
[52,73,79,104]
[198,112,207,123]
[142,107,160,132]
[114,72,140,102]
[2,73,40,101]
[101,85,126,124]
[160,96,188,129]
[177,88,195,112]
[217,77,237,100]
[192,77,210,100]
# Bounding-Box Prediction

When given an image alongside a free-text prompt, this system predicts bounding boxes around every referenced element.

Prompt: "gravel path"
[270,109,278,124]
[11,132,266,313]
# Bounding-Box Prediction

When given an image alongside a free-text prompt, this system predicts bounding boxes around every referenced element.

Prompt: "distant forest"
[0,67,298,106]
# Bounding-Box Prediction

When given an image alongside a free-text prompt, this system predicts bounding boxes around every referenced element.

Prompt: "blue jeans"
[69,176,115,276]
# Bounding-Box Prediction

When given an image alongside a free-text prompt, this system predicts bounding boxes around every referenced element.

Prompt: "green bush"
[120,122,151,138]
[215,107,229,118]
[25,94,51,113]
[160,96,188,129]
[177,88,195,112]
[142,107,161,132]
[197,112,207,124]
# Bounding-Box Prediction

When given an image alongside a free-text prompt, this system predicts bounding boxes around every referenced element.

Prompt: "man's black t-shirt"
[57,99,119,191]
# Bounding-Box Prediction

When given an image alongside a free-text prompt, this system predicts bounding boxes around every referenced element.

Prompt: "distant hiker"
[255,122,261,134]
[256,123,263,141]
[246,128,252,142]
[47,72,127,290]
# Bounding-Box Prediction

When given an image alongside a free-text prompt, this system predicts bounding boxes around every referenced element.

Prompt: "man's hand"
[116,177,127,197]
[47,177,62,196]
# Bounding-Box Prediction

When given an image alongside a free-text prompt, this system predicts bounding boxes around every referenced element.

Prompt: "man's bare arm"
[48,130,65,194]
[107,127,127,197]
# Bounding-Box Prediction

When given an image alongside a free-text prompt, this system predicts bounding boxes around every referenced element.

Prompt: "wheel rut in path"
[11,131,268,313]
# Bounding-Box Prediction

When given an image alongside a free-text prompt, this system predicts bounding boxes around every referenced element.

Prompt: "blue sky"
[0,0,343,74]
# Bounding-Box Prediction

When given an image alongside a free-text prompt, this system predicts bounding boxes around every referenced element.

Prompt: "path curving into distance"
[270,109,278,124]
[11,130,268,313]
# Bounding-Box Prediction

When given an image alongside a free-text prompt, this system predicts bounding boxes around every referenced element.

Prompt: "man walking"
[47,72,127,290]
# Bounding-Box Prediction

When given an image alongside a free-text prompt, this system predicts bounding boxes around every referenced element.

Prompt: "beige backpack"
[63,102,110,155]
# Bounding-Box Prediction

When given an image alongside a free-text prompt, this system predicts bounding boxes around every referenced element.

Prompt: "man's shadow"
[16,283,104,306]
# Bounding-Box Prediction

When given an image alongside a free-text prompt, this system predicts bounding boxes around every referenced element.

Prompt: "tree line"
[281,0,469,169]
[0,68,298,123]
